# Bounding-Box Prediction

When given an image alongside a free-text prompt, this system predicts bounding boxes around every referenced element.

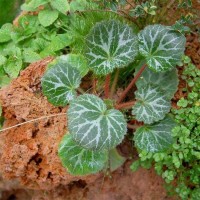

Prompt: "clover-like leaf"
[139,24,186,72]
[132,85,171,124]
[38,9,59,27]
[134,116,176,152]
[50,0,70,14]
[41,62,81,106]
[41,34,73,56]
[85,20,138,75]
[68,94,127,150]
[135,66,179,99]
[58,134,108,175]
[0,24,12,43]
[58,54,89,77]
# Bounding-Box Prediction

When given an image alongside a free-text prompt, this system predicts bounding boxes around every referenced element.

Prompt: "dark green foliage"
[0,0,100,86]
[0,0,23,26]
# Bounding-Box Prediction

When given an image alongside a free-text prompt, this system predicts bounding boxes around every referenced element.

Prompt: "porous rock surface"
[0,57,98,190]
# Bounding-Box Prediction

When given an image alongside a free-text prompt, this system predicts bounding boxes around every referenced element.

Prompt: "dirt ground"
[0,17,199,200]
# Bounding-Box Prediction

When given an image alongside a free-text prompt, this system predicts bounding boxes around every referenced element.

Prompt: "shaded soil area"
[1,163,173,200]
[0,30,199,200]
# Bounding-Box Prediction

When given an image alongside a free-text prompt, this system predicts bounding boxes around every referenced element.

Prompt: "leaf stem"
[125,0,135,8]
[127,123,138,130]
[104,74,111,99]
[110,69,120,99]
[0,113,66,133]
[77,88,85,94]
[117,64,147,104]
[115,101,135,110]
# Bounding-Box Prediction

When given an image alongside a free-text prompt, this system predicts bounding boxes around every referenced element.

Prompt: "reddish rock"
[0,57,99,190]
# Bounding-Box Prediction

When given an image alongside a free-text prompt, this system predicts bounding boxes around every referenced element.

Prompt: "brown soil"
[1,163,173,200]
[185,32,200,69]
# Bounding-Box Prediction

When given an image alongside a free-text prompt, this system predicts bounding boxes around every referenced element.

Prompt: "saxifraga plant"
[41,18,186,175]
[131,56,200,200]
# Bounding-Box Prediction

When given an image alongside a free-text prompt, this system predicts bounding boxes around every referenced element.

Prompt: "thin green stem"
[117,64,147,104]
[77,88,85,94]
[110,69,120,99]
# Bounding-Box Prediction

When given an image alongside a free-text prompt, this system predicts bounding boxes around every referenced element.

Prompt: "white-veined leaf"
[58,54,89,77]
[85,20,138,75]
[135,66,178,99]
[132,85,171,124]
[58,134,108,175]
[139,24,186,72]
[134,116,176,152]
[41,62,81,106]
[68,94,127,150]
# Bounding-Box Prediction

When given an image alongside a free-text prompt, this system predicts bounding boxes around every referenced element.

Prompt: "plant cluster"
[0,0,23,26]
[0,0,99,86]
[0,0,196,87]
[131,56,200,200]
[0,0,197,186]
[39,13,186,175]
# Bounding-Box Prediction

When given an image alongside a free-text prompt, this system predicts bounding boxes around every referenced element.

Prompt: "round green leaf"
[4,57,22,78]
[135,66,179,99]
[134,116,176,152]
[58,134,108,175]
[58,54,89,77]
[132,85,171,124]
[38,9,59,27]
[0,26,12,43]
[139,24,186,72]
[41,62,81,106]
[85,20,138,75]
[68,94,127,150]
[51,0,70,14]
[41,34,73,56]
